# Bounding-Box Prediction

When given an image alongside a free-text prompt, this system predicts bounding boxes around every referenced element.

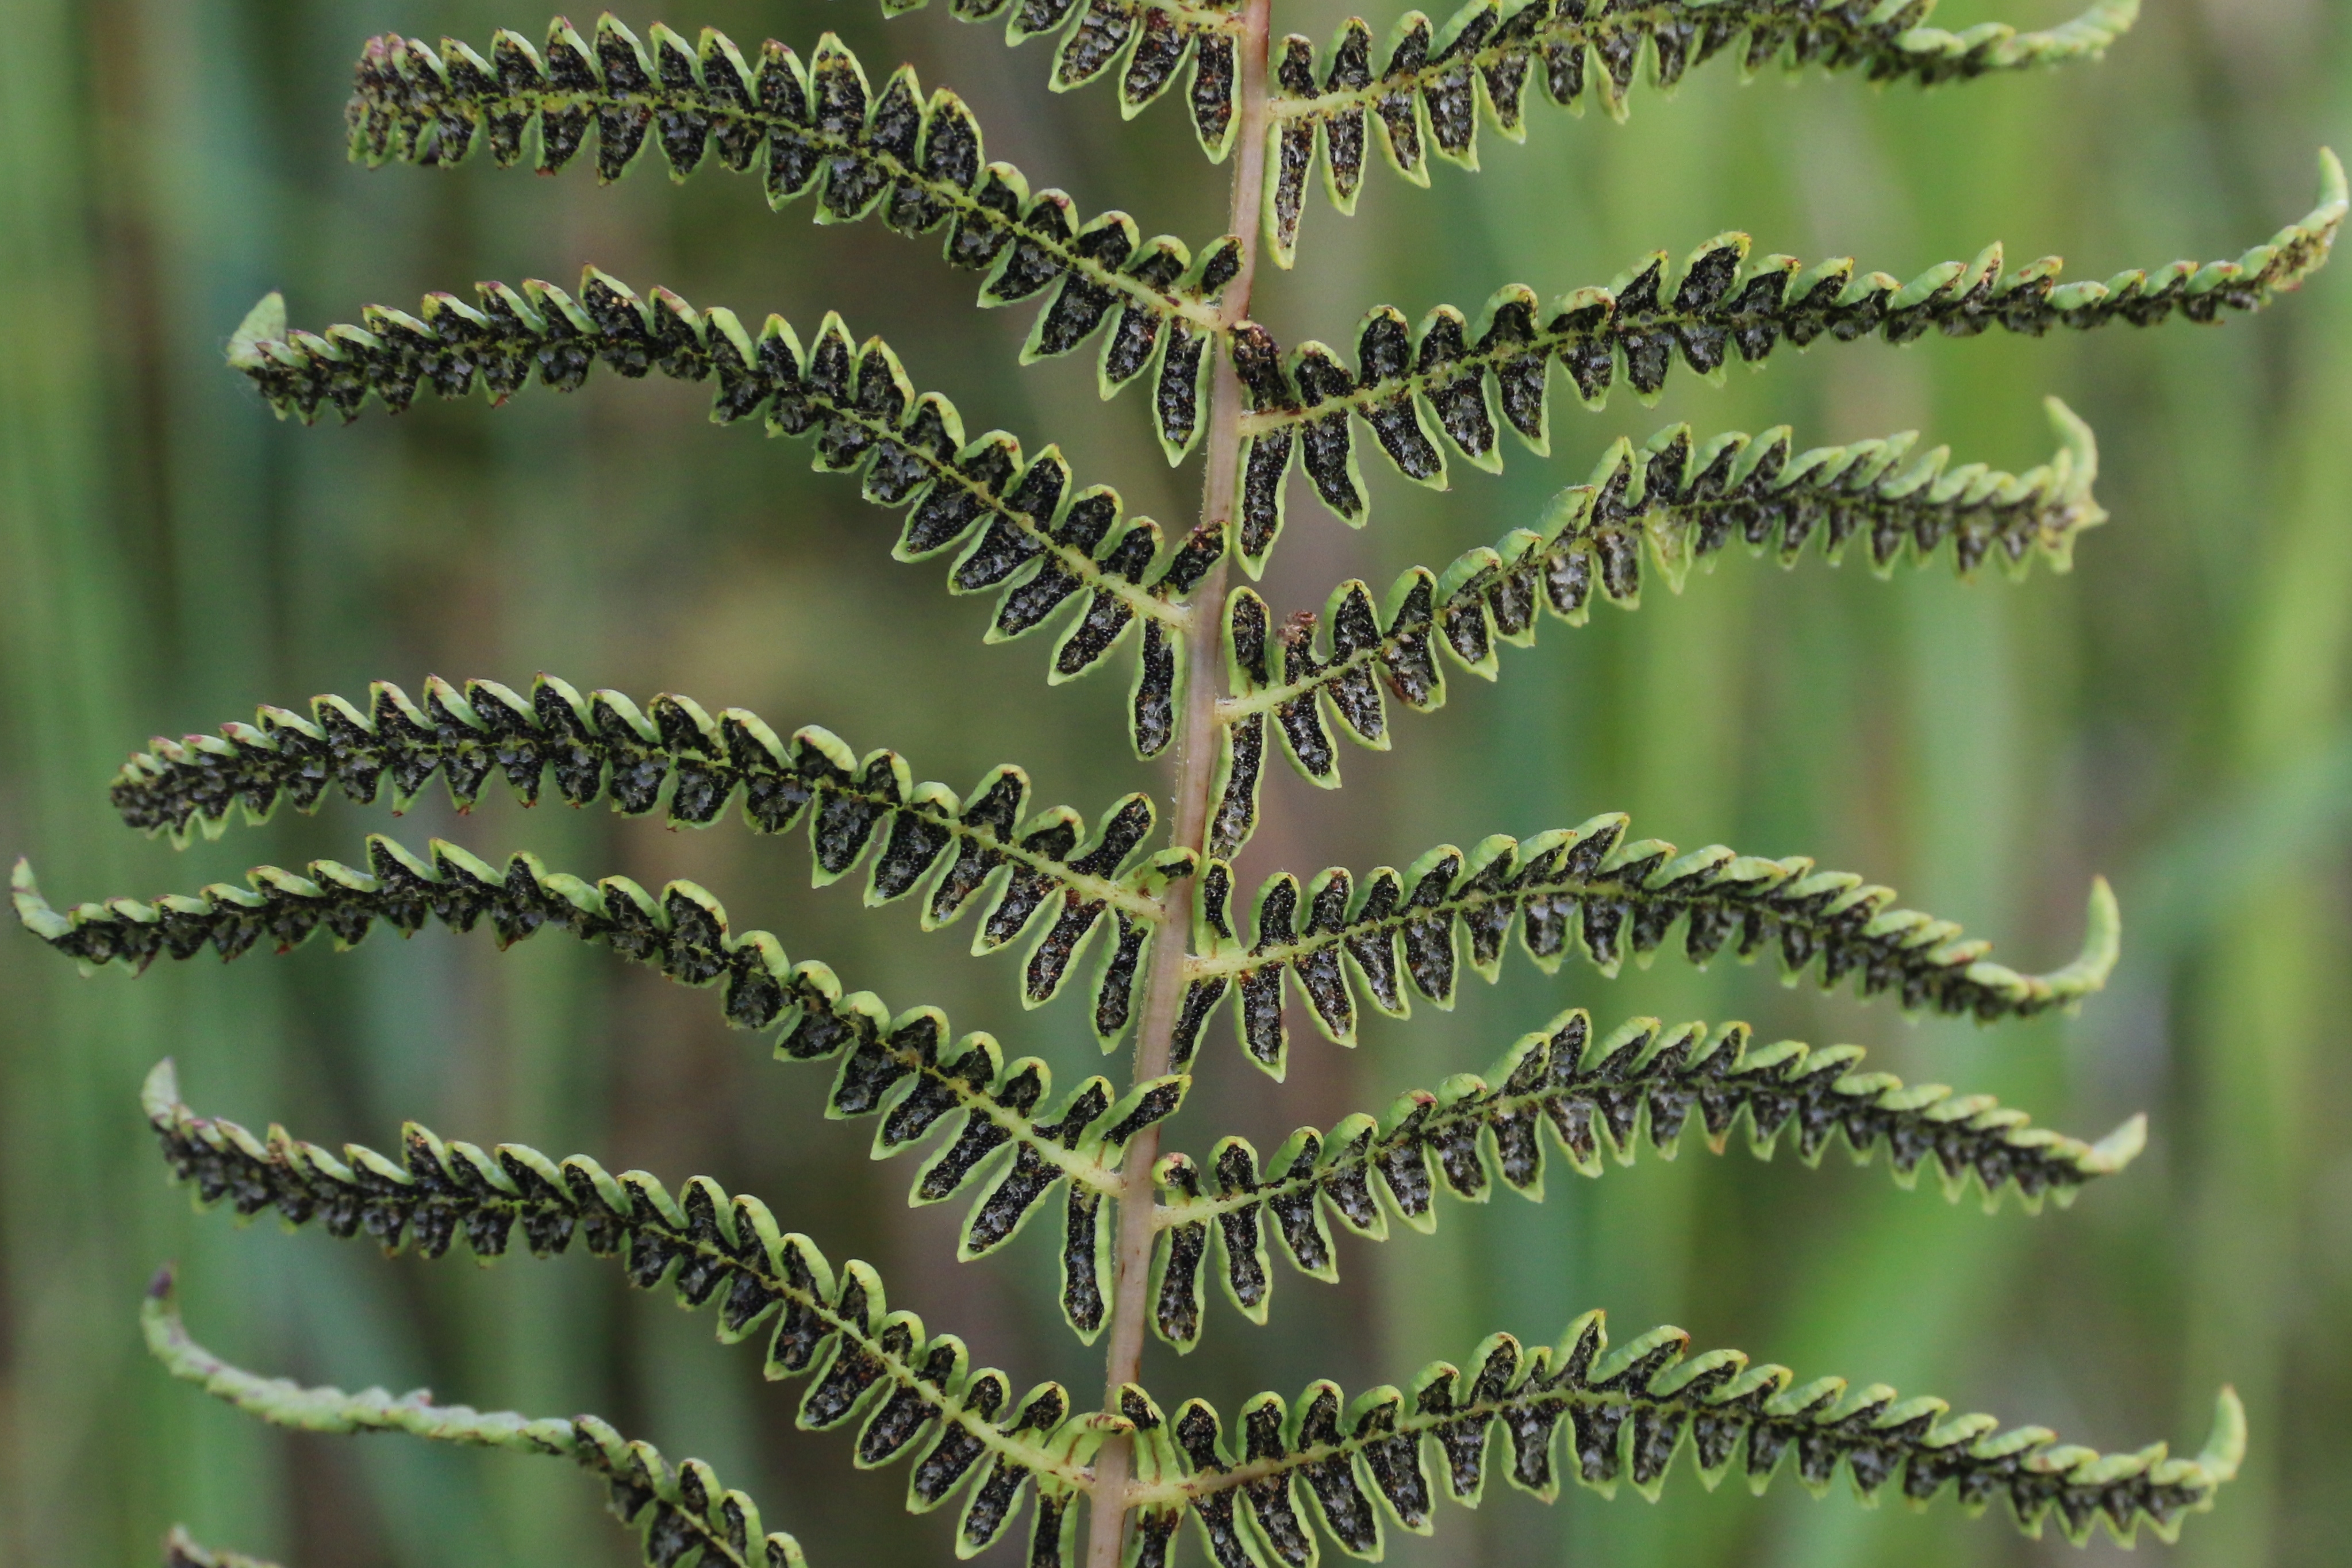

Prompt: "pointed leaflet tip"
[11,858,67,940]
[2041,875,2120,999]
[2029,0,2140,53]
[2200,1386,2247,1482]
[2318,147,2347,222]
[2042,395,2105,526]
[226,293,287,370]
[141,1059,181,1122]
[2081,1111,2146,1174]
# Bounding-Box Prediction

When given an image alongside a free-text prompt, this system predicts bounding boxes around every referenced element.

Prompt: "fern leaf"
[56,860,1192,1260]
[41,879,1186,1335]
[24,797,2118,1081]
[226,276,1227,750]
[1147,1008,2145,1344]
[1233,151,2342,533]
[102,676,1179,914]
[144,1269,810,1568]
[162,1528,280,1568]
[1261,0,2140,263]
[144,1067,1123,1557]
[870,0,1251,158]
[347,18,1242,379]
[69,697,1186,1027]
[1165,827,2119,1072]
[1124,1318,2244,1557]
[1220,400,2101,754]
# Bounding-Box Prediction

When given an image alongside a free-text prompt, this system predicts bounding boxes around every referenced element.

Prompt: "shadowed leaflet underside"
[21,2,2335,1565]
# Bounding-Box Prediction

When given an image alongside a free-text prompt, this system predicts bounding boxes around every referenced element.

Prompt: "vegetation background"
[3,1,2348,1565]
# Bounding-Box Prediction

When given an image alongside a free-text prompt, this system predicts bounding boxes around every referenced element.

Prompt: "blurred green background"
[4,1,2349,1564]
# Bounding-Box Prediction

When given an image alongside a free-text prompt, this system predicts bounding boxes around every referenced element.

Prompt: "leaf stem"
[1085,3,1273,1561]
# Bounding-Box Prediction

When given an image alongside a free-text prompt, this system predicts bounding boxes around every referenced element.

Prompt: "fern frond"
[105,674,1179,913]
[1164,827,2118,1072]
[873,0,1251,158]
[67,695,1186,1021]
[1261,0,2140,263]
[145,1071,1123,1559]
[1147,1008,2144,1344]
[162,1527,280,1568]
[225,275,1223,747]
[146,1268,810,1566]
[347,18,1242,375]
[1221,409,2097,744]
[17,826,1152,1036]
[1121,1320,2244,1559]
[1231,151,2343,535]
[61,868,1190,1279]
[41,877,1187,1333]
[140,1029,1176,1335]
